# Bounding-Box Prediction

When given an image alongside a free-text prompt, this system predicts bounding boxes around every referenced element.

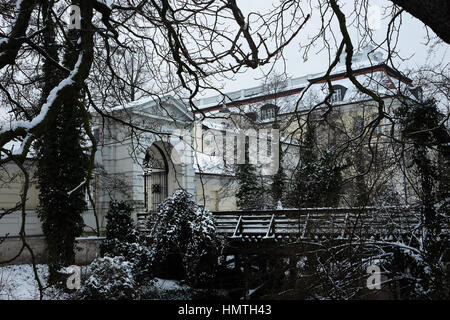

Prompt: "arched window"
[143,144,168,212]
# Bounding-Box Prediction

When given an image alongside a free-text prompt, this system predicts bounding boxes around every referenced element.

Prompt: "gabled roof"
[105,94,194,121]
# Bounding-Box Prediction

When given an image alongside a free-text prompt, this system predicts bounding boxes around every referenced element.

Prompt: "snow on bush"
[147,189,223,287]
[101,201,140,248]
[103,240,154,283]
[100,201,153,283]
[79,256,137,300]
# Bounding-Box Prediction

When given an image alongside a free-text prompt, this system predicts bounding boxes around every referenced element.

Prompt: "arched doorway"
[143,144,168,212]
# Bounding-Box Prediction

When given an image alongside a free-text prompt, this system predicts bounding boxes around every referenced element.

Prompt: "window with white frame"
[330,90,342,103]
[260,104,277,120]
[329,85,347,103]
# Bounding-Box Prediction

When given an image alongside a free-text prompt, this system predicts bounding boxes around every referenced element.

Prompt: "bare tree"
[0,0,449,299]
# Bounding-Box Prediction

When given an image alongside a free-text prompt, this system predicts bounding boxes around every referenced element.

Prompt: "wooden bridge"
[211,207,423,241]
[138,207,448,298]
[137,206,449,242]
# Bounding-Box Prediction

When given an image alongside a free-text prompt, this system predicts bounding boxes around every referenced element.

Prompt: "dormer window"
[261,104,277,120]
[329,85,347,103]
[330,90,342,103]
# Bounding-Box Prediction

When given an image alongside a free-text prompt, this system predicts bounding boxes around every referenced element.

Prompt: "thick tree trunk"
[390,0,450,44]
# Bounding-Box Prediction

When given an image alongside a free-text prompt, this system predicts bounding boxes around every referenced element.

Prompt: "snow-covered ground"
[0,264,228,300]
[1,264,53,300]
[142,278,200,300]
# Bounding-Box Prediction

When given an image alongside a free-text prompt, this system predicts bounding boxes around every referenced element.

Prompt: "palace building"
[0,48,420,236]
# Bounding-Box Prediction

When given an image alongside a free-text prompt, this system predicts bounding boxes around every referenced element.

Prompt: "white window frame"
[330,89,342,103]
[261,106,276,120]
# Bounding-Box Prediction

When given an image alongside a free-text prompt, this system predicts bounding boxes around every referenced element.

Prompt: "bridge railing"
[138,207,448,240]
[212,207,424,240]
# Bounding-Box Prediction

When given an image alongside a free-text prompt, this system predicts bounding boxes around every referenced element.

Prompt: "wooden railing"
[137,207,449,241]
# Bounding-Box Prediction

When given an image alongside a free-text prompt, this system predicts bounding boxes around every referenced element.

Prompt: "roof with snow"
[193,48,414,116]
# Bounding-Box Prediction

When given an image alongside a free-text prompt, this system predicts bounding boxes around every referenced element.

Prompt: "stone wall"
[0,236,104,266]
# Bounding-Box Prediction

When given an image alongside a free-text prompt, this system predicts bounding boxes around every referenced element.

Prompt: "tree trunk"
[390,0,450,44]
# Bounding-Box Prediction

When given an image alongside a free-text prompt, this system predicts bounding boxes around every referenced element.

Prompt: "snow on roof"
[193,48,413,115]
[192,75,310,110]
[108,96,160,112]
[193,68,412,119]
[105,94,194,121]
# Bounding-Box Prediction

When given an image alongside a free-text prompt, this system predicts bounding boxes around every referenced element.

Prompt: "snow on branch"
[67,178,87,196]
[2,53,82,135]
[0,0,36,66]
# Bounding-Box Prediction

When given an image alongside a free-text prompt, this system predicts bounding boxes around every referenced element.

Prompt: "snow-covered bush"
[147,189,223,287]
[79,256,137,300]
[101,201,139,251]
[100,201,153,282]
[104,240,154,282]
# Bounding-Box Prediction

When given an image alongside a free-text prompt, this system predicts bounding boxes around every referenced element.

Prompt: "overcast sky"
[200,0,449,96]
